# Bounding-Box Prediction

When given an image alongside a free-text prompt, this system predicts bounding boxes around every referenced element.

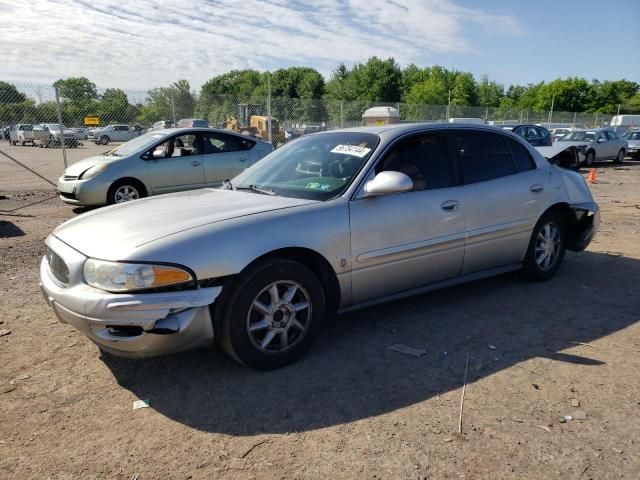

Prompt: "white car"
[89,125,141,145]
[8,124,34,145]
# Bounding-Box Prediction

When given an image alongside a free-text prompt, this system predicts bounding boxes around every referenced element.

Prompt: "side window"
[201,133,254,154]
[514,127,526,139]
[533,127,547,139]
[606,131,618,140]
[454,131,515,184]
[376,132,453,191]
[506,138,536,172]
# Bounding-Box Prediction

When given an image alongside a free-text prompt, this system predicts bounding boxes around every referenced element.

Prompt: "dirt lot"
[1,162,639,479]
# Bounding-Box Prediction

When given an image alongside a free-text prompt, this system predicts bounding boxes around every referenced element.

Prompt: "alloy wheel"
[113,185,140,203]
[535,222,561,270]
[246,280,312,353]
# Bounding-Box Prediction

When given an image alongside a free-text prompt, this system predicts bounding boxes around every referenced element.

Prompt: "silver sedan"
[41,123,599,369]
[57,128,273,206]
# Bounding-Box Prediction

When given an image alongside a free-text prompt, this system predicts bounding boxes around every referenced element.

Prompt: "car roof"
[153,127,271,142]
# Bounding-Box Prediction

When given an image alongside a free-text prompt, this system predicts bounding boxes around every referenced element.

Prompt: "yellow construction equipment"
[224,104,284,146]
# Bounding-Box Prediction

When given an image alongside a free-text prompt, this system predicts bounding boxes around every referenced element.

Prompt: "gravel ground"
[1,161,639,479]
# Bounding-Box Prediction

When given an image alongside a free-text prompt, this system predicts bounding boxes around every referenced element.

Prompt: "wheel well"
[107,177,148,200]
[543,202,588,251]
[243,247,341,314]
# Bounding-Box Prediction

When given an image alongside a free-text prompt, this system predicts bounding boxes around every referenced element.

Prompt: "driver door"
[147,133,205,194]
[348,131,466,304]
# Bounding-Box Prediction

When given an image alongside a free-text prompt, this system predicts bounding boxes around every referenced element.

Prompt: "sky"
[1,0,638,92]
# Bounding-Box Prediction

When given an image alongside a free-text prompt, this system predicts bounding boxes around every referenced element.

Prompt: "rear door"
[452,129,548,274]
[147,132,205,194]
[200,131,255,186]
[349,130,466,304]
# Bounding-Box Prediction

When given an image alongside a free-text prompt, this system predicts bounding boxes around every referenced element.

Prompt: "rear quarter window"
[506,137,536,172]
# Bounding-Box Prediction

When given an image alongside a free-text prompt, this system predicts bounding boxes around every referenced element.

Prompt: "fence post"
[340,100,344,128]
[54,86,68,170]
[572,112,577,128]
[267,73,272,146]
[171,94,176,126]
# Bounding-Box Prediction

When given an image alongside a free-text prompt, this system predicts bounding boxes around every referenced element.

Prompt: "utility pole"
[548,93,555,128]
[54,86,68,170]
[267,73,273,146]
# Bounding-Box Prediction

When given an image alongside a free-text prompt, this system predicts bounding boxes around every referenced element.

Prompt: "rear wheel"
[585,150,595,166]
[219,258,325,370]
[522,210,566,281]
[100,135,110,145]
[614,149,624,164]
[107,179,146,205]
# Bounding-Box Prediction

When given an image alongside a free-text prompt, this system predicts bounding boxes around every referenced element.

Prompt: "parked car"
[556,128,627,165]
[500,124,552,147]
[151,120,172,131]
[177,118,209,128]
[621,129,640,159]
[56,127,273,206]
[71,127,89,140]
[88,125,140,145]
[8,123,35,146]
[550,127,572,142]
[41,124,599,368]
[33,123,80,148]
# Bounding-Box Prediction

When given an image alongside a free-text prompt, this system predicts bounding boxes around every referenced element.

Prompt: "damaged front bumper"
[567,201,600,252]
[39,236,221,358]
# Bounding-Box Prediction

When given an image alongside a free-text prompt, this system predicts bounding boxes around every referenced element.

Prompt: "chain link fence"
[0,81,617,212]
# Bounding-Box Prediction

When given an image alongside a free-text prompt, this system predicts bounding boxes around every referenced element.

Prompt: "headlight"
[78,164,108,180]
[83,259,193,292]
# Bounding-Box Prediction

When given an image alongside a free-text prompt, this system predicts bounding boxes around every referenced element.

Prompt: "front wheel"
[614,149,624,164]
[585,150,595,166]
[219,258,326,370]
[106,179,146,204]
[100,135,110,145]
[522,210,566,281]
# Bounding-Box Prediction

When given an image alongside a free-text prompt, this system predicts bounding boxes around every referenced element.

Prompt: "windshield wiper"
[236,184,279,196]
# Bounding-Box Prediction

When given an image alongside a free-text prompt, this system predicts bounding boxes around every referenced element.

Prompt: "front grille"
[46,247,69,284]
[63,175,78,181]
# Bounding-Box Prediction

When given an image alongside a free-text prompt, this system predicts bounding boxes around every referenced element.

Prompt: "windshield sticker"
[306,182,331,191]
[330,144,372,157]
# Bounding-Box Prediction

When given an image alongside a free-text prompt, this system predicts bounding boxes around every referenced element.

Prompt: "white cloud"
[0,0,521,91]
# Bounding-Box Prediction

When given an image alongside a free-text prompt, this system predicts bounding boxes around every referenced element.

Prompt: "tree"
[450,72,478,106]
[0,81,26,104]
[99,88,138,123]
[53,77,98,102]
[477,75,504,107]
[138,80,195,126]
[405,76,448,105]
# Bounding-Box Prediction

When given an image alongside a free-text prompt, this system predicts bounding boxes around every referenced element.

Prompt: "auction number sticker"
[330,144,372,157]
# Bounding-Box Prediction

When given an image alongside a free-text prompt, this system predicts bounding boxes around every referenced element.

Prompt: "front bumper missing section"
[40,257,222,358]
[567,201,600,252]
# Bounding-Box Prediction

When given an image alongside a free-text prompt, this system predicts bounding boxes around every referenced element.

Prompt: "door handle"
[191,160,201,166]
[530,184,544,193]
[440,200,461,212]
[238,156,247,162]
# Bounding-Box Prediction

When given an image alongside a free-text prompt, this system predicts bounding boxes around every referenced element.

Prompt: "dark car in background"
[500,124,552,147]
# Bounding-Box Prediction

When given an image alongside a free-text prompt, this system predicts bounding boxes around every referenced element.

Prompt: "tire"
[614,149,624,164]
[100,135,110,145]
[106,179,146,205]
[219,258,326,370]
[585,150,595,166]
[522,210,566,282]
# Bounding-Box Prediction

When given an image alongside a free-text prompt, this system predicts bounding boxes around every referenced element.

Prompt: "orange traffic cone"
[587,168,596,184]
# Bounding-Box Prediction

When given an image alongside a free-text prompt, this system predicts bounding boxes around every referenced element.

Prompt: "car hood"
[63,155,121,176]
[626,139,640,147]
[553,140,591,148]
[53,188,317,260]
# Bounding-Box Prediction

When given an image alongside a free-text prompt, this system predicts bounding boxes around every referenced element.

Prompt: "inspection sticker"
[330,144,371,157]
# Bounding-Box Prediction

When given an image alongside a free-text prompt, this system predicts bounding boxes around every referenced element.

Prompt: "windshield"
[231,132,380,200]
[105,131,169,157]
[622,131,640,140]
[560,131,595,142]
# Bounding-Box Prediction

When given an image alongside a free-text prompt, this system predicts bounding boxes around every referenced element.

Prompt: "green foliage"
[0,81,26,104]
[53,77,98,102]
[477,75,504,107]
[138,80,196,126]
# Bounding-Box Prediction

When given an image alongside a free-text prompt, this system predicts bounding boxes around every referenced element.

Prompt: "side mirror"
[152,149,166,159]
[597,138,606,143]
[364,171,413,196]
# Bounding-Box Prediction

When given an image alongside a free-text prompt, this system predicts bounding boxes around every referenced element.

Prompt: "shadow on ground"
[102,251,640,435]
[0,220,25,238]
